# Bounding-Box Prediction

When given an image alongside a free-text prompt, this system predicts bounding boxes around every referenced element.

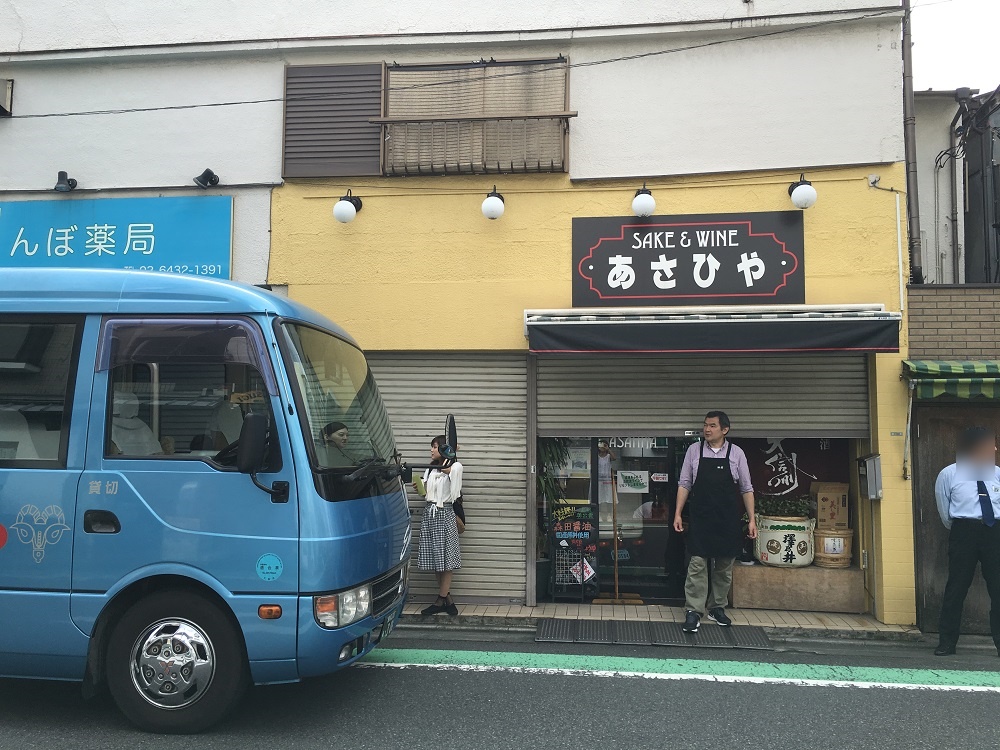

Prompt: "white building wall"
[0,56,282,284]
[0,1,905,282]
[0,4,904,187]
[914,92,963,284]
[0,1,904,52]
[0,58,283,190]
[567,19,904,179]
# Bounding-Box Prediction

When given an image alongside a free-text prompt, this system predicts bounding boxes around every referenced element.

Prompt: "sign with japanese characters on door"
[572,211,804,307]
[0,196,233,278]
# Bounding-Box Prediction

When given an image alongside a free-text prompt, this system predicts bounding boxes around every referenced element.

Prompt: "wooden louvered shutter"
[282,64,383,178]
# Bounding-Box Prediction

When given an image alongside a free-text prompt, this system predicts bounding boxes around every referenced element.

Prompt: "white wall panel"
[0,2,904,53]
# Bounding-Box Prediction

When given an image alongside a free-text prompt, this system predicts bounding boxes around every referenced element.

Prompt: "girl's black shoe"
[444,594,459,616]
[421,596,448,616]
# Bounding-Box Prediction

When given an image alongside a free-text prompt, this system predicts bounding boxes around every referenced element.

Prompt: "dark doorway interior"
[913,403,1000,633]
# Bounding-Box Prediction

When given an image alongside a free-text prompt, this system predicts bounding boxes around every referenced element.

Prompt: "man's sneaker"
[682,610,701,633]
[707,607,732,627]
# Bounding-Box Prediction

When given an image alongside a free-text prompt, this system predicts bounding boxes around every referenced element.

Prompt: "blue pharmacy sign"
[0,196,233,278]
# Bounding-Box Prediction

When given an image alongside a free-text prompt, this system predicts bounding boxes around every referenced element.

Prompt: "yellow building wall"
[270,162,916,624]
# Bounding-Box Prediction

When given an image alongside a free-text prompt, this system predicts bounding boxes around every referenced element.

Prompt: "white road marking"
[358,661,1000,693]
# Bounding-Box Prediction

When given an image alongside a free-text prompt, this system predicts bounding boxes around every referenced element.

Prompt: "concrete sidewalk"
[401,601,925,641]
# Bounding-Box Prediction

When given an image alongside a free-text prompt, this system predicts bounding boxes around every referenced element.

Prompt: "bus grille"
[372,566,404,617]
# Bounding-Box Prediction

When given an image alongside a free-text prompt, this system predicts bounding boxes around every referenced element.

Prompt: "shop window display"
[538,436,852,605]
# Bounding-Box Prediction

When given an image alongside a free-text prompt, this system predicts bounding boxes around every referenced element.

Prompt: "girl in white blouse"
[416,434,463,616]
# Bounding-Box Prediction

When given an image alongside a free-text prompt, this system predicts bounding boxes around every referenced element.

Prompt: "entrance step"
[535,618,773,650]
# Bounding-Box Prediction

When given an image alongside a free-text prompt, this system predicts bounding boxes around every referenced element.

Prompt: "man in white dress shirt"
[934,426,1000,656]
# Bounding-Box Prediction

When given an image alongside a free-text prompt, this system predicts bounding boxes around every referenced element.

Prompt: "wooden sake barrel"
[814,528,853,568]
[754,515,815,567]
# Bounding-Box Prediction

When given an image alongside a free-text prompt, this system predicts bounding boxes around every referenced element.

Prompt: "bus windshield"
[280,322,395,471]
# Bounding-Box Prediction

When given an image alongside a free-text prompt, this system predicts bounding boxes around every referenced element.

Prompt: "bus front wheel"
[106,590,249,733]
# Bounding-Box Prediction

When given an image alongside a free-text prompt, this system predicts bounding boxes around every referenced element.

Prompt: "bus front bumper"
[296,589,407,679]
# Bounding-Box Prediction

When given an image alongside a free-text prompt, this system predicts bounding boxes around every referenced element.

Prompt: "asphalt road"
[2,628,999,749]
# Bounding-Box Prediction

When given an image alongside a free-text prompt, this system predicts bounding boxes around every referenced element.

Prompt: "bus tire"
[105,590,249,734]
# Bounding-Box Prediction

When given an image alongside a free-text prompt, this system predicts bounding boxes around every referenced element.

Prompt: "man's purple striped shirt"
[678,440,754,494]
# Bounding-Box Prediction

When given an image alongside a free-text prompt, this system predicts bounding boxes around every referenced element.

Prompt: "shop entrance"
[540,433,858,609]
[596,436,693,603]
[542,436,700,604]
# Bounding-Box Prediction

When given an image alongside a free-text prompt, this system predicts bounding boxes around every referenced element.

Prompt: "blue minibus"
[0,269,411,733]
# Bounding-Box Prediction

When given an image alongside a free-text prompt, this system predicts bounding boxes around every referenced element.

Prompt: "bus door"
[0,315,92,678]
[70,318,300,637]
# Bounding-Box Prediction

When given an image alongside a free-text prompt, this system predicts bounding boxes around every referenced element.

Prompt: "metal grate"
[690,625,732,648]
[614,621,652,645]
[731,626,773,650]
[535,618,577,643]
[576,620,614,644]
[537,619,773,651]
[649,622,694,647]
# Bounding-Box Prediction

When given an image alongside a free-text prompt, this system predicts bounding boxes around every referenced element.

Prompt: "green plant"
[536,437,572,559]
[756,493,811,518]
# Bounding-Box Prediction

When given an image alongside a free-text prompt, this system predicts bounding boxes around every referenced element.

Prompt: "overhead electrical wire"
[8,5,919,121]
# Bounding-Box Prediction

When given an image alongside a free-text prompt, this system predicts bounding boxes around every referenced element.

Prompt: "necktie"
[977,481,996,527]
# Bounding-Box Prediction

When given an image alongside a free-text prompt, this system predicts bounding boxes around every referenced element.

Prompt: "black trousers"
[938,519,1000,648]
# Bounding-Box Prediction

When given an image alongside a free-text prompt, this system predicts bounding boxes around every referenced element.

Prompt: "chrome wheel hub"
[130,619,216,710]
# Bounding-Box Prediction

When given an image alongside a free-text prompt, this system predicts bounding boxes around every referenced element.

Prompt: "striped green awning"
[902,360,1000,400]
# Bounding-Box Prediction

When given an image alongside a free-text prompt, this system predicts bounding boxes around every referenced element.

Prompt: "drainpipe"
[948,94,969,283]
[902,0,924,284]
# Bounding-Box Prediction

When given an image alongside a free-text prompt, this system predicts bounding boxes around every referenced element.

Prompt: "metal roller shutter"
[367,353,528,603]
[536,354,870,438]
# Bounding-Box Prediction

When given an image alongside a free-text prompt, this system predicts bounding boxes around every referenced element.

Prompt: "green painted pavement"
[364,648,1000,689]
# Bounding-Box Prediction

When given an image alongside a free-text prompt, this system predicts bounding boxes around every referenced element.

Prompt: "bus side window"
[101,319,278,466]
[0,319,82,466]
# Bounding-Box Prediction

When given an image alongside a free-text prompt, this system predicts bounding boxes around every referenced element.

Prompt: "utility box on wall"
[858,454,883,500]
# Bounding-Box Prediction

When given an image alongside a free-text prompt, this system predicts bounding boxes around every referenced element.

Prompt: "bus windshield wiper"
[345,456,389,482]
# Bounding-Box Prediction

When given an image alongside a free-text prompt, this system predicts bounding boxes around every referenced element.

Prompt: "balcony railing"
[371,112,575,176]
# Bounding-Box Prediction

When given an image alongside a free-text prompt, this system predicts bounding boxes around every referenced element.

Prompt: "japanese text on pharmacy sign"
[572,211,804,307]
[1,196,233,278]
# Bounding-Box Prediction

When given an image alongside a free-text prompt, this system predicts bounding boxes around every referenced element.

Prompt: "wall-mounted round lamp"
[54,171,78,192]
[333,189,363,223]
[788,173,818,209]
[482,186,505,220]
[193,168,220,189]
[632,183,656,217]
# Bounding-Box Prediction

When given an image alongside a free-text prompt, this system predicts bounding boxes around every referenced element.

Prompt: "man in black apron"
[673,411,757,633]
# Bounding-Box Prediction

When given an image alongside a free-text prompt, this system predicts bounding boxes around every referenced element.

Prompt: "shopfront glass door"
[595,437,696,603]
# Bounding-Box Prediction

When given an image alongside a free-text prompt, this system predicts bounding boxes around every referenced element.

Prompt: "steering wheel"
[213,440,240,466]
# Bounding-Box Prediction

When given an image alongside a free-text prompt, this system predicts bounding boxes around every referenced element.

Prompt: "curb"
[399,613,928,643]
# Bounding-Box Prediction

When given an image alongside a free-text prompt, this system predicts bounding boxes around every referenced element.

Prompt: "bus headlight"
[313,585,372,629]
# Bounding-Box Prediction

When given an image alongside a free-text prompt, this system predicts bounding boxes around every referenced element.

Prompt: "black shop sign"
[572,211,805,307]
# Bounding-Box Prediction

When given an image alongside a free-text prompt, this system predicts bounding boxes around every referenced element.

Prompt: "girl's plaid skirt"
[417,503,462,572]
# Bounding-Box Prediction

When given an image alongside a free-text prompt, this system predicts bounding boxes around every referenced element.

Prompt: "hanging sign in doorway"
[570,558,596,583]
[616,470,649,494]
[572,211,804,306]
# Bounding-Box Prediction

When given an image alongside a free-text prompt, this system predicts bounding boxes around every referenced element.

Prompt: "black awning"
[525,307,901,354]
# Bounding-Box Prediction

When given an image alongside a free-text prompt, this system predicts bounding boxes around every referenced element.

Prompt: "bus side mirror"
[237,413,269,475]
